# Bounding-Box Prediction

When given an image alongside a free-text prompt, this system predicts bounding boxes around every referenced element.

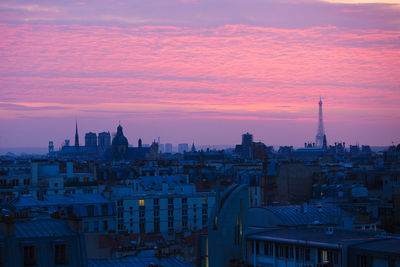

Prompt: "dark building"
[111,124,129,160]
[75,121,80,148]
[107,124,151,161]
[235,132,254,159]
[85,132,97,150]
[98,132,111,154]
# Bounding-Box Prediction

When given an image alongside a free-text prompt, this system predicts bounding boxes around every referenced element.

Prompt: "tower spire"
[316,98,325,147]
[75,120,79,147]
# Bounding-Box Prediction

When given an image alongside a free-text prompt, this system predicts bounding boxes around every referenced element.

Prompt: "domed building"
[112,124,129,160]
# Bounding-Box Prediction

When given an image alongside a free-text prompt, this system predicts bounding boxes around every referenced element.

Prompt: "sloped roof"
[88,250,194,267]
[10,194,111,209]
[13,219,76,238]
[351,238,400,254]
[249,205,350,227]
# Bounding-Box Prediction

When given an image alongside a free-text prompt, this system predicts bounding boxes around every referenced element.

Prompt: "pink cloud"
[0,23,399,146]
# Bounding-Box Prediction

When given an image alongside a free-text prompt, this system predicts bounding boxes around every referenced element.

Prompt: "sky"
[0,0,399,148]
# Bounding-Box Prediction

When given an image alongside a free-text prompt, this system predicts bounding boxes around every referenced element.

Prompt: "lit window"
[139,199,145,206]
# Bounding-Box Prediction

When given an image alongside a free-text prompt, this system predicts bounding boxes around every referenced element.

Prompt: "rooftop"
[249,205,350,227]
[351,238,400,254]
[88,250,193,267]
[247,228,380,249]
[0,219,76,238]
[9,194,111,209]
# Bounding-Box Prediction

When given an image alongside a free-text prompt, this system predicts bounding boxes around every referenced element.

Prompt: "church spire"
[75,120,79,147]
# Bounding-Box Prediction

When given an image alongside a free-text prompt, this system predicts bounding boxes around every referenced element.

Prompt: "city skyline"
[1,0,399,148]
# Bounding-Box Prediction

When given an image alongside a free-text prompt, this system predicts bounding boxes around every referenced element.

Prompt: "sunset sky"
[0,0,399,148]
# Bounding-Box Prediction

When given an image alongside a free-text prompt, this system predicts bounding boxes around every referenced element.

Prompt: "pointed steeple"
[191,142,196,152]
[323,134,327,150]
[75,120,79,147]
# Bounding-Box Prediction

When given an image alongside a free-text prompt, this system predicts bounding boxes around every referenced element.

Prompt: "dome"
[112,124,128,146]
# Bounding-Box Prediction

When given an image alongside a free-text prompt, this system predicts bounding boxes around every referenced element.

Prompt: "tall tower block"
[315,98,325,147]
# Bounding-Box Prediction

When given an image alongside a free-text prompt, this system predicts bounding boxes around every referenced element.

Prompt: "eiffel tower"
[315,98,325,147]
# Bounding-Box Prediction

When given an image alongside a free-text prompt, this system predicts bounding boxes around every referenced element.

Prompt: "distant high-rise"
[98,132,111,152]
[74,121,80,147]
[178,143,189,154]
[85,132,97,148]
[159,144,165,153]
[165,143,173,153]
[315,98,325,148]
[242,132,253,159]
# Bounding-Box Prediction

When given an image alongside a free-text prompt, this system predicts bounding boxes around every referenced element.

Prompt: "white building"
[0,160,97,201]
[109,175,216,235]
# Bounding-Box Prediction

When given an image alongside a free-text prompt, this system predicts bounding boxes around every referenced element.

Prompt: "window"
[55,244,67,265]
[202,215,208,226]
[139,199,145,206]
[182,217,188,230]
[139,206,145,217]
[83,222,89,232]
[182,209,187,216]
[168,209,174,217]
[154,218,160,233]
[289,247,294,259]
[305,248,310,261]
[264,242,273,256]
[256,241,260,255]
[117,200,123,206]
[87,205,94,217]
[168,198,173,205]
[67,206,73,215]
[24,245,35,266]
[357,255,367,267]
[319,249,328,263]
[182,198,187,204]
[139,221,145,233]
[94,221,99,232]
[153,198,159,205]
[102,204,108,215]
[154,207,159,217]
[103,220,108,231]
[277,245,287,258]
